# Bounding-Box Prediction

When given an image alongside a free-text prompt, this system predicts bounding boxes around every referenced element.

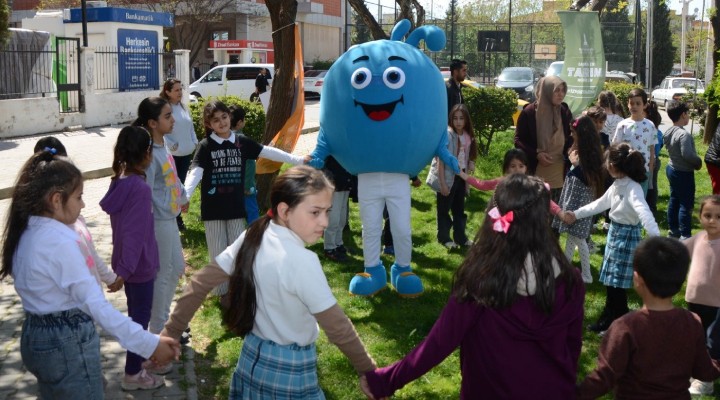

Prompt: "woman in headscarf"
[514,76,573,201]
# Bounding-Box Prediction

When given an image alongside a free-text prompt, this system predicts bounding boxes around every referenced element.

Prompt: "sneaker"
[689,379,714,395]
[668,231,681,239]
[462,239,473,247]
[581,269,593,284]
[122,369,165,391]
[180,328,192,345]
[601,222,610,232]
[335,245,349,255]
[680,236,691,241]
[142,360,174,375]
[383,245,395,255]
[324,248,348,262]
[444,241,459,249]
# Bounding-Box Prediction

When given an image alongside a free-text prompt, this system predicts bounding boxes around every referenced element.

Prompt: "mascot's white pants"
[358,172,412,267]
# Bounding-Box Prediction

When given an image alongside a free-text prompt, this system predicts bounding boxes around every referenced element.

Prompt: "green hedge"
[463,86,517,155]
[188,96,266,143]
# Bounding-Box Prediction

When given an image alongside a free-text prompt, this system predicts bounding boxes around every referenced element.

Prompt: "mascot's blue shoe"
[349,264,387,296]
[390,264,424,298]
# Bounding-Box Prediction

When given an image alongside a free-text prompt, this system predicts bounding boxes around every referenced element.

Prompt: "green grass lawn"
[178,129,716,399]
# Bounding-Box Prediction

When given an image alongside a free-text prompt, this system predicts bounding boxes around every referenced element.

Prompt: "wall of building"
[301,23,340,62]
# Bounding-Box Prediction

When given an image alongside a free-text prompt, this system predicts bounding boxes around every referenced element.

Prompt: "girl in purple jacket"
[362,174,585,399]
[100,126,163,390]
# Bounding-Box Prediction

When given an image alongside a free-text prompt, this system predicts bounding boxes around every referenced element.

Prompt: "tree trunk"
[704,0,720,144]
[347,0,389,40]
[256,0,299,209]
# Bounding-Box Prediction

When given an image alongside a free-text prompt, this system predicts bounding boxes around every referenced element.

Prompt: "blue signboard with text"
[117,29,159,91]
[66,7,174,27]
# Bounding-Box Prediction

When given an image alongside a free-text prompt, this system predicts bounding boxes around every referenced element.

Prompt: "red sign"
[209,40,273,50]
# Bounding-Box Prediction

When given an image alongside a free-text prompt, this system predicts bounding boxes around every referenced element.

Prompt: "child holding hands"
[100,126,165,389]
[363,174,585,399]
[565,143,660,333]
[1,151,179,398]
[163,166,375,399]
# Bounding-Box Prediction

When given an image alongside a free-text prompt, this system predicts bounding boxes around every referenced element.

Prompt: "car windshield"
[500,69,532,81]
[305,70,327,78]
[547,63,563,77]
[672,79,704,89]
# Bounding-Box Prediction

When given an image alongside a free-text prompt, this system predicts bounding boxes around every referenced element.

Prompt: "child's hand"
[150,336,181,366]
[439,185,450,197]
[107,276,124,293]
[180,203,189,213]
[568,149,579,166]
[537,152,553,167]
[359,375,383,399]
[458,171,468,180]
[411,178,422,187]
[564,211,577,225]
[303,155,313,164]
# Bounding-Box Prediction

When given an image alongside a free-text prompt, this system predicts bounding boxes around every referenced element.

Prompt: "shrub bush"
[311,59,335,70]
[463,86,517,155]
[188,96,266,143]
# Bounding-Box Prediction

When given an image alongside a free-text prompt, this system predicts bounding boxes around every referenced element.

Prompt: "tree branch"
[347,0,389,40]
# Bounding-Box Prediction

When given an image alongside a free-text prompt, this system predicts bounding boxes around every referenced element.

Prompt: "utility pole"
[633,0,641,74]
[645,0,653,88]
[450,0,455,60]
[681,0,690,72]
[508,0,512,66]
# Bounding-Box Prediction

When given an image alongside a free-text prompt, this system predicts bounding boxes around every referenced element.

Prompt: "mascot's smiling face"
[318,20,447,175]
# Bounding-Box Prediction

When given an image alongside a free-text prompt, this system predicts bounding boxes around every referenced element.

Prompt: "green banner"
[557,11,605,117]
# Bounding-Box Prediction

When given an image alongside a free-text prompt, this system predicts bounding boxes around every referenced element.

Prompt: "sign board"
[65,7,174,27]
[117,29,159,91]
[534,44,557,60]
[557,11,605,116]
[477,31,510,52]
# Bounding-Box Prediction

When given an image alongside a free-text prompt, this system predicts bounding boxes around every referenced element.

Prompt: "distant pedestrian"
[192,61,201,82]
[446,59,467,115]
[100,126,165,390]
[0,150,179,398]
[166,63,175,80]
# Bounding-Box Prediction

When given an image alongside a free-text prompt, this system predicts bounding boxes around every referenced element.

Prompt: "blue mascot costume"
[309,20,459,297]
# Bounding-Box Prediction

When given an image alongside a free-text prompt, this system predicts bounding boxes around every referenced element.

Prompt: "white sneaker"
[142,359,173,375]
[122,369,164,391]
[689,379,714,395]
[444,241,458,249]
[680,236,691,241]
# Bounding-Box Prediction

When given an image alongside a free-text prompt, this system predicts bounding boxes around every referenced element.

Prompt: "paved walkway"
[0,117,319,399]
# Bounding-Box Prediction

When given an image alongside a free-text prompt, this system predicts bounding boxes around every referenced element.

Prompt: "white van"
[188,63,274,100]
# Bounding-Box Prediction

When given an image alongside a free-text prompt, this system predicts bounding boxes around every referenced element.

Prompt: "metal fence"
[95,46,175,91]
[347,19,636,84]
[0,43,56,100]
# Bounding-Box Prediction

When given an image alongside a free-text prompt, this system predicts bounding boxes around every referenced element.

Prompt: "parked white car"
[651,77,705,108]
[188,63,274,100]
[303,70,327,99]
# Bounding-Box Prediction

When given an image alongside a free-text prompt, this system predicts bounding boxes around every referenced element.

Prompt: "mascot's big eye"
[351,68,372,89]
[383,67,405,89]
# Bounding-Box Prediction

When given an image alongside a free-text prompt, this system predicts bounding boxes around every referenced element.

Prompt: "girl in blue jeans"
[1,150,178,398]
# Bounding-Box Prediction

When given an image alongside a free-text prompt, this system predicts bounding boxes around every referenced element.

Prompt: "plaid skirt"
[599,221,642,289]
[230,333,325,400]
